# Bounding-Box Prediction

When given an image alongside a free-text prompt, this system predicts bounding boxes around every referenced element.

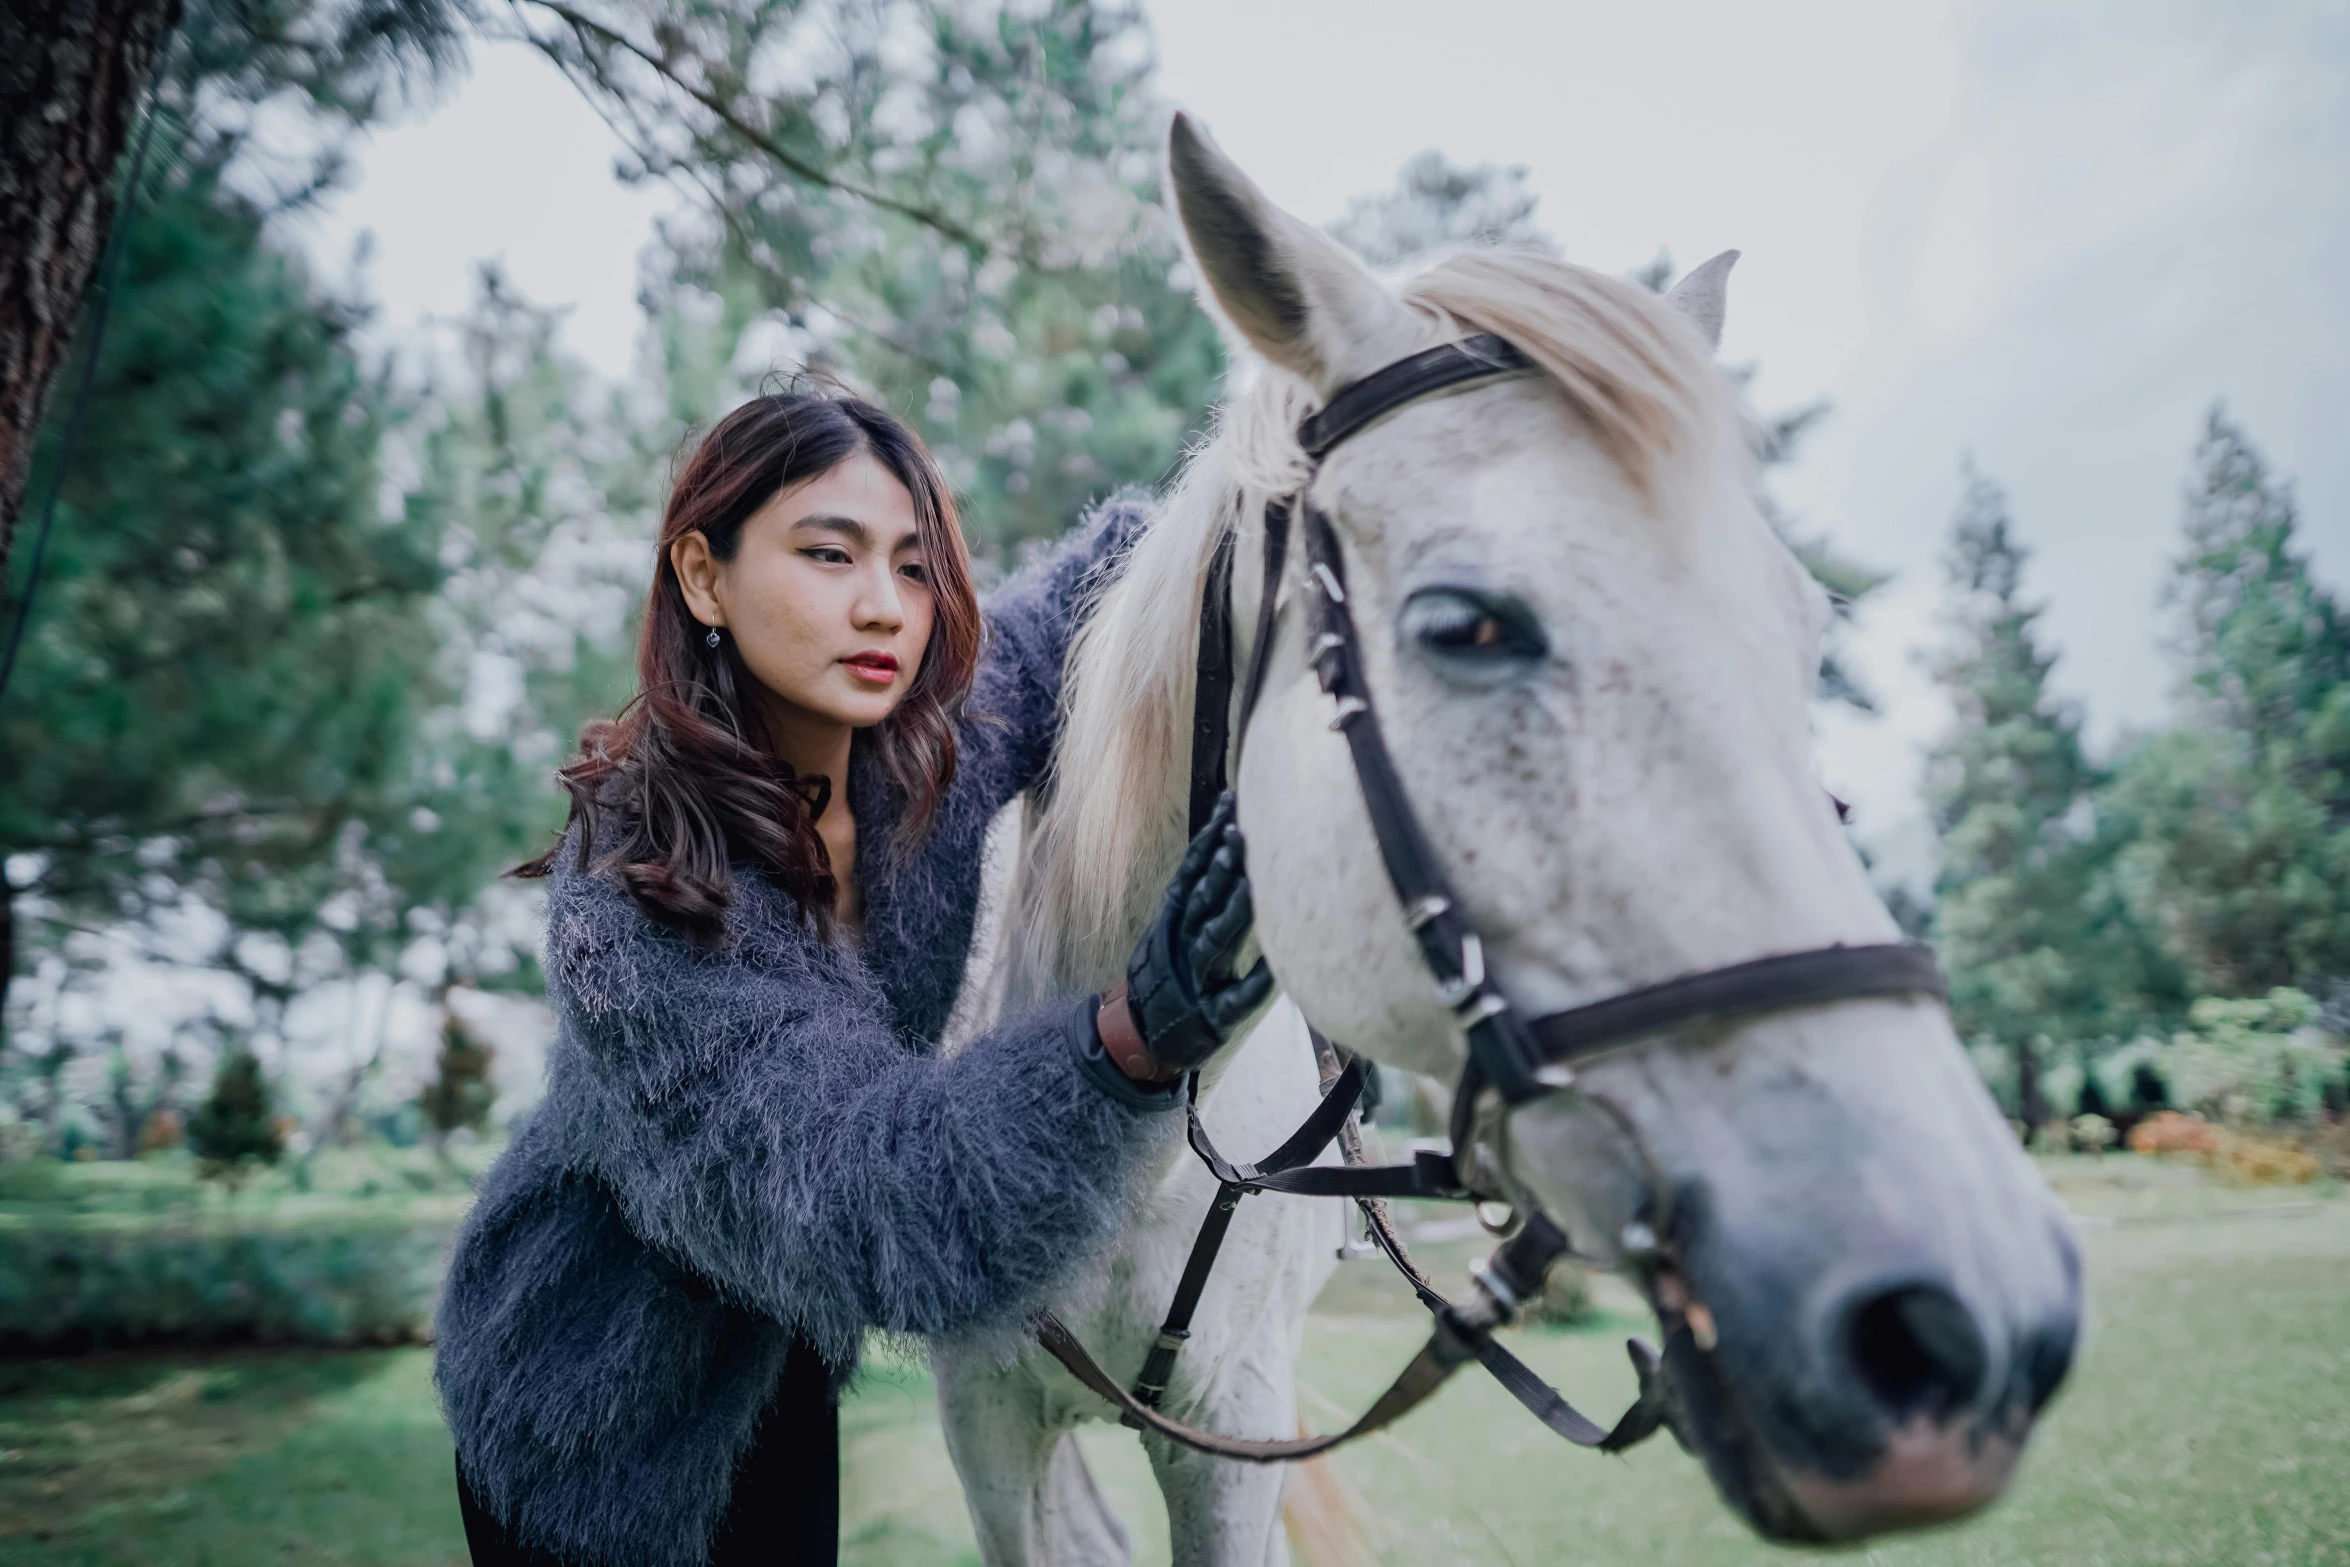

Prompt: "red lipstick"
[842,651,900,684]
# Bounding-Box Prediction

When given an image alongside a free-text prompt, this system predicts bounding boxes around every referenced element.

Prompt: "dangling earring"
[705,627,722,649]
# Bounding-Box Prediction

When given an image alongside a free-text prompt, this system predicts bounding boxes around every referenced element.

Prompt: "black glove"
[1123,791,1274,1075]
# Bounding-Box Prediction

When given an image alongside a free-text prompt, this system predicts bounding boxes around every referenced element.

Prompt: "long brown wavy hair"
[517,390,982,942]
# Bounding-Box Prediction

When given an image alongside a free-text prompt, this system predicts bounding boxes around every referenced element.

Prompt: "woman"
[435,389,1268,1567]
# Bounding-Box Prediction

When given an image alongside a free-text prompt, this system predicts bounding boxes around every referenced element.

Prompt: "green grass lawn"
[3,1158,2345,1566]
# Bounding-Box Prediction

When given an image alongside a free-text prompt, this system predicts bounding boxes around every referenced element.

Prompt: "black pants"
[458,1339,840,1567]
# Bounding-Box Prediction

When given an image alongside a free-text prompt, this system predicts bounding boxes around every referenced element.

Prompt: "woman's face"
[671,452,935,744]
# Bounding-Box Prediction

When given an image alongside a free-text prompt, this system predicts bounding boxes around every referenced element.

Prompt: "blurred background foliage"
[1929,405,2350,1136]
[0,0,2343,1358]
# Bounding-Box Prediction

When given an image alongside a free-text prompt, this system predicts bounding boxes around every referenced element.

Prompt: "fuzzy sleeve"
[542,854,1172,1361]
[965,490,1153,801]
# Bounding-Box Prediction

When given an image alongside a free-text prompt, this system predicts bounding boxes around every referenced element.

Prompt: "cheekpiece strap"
[1298,503,1548,1103]
[1187,528,1238,837]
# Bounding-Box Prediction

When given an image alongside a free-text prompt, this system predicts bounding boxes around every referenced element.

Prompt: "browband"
[1296,334,1532,460]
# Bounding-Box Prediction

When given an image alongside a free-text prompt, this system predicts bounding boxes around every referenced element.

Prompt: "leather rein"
[1035,333,1947,1463]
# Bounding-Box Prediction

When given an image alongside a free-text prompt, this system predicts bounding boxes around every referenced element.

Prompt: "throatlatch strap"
[1128,1059,1370,1409]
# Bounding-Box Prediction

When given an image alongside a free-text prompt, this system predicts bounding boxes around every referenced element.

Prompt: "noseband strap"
[1530,941,1947,1070]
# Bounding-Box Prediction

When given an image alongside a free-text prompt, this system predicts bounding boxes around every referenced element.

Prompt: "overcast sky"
[294,0,2349,882]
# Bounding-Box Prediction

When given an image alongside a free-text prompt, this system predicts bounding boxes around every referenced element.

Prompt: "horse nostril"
[1845,1285,1988,1422]
[2017,1316,2077,1415]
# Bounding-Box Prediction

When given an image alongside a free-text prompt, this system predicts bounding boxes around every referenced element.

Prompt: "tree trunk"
[0,0,178,577]
[2017,1037,2048,1131]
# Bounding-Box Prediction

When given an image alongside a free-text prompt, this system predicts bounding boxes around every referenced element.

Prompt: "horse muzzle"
[1655,1237,2082,1544]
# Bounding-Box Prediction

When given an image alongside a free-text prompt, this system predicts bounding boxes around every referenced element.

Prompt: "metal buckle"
[1403,894,1450,931]
[1432,933,1486,1008]
[1327,696,1369,730]
[1310,561,1347,603]
[1457,991,1510,1027]
[1468,1256,1523,1315]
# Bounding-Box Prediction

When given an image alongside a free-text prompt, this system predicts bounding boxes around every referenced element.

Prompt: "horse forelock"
[1401,248,1731,497]
[1012,248,1733,1003]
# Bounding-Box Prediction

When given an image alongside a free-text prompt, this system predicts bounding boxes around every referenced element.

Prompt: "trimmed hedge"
[0,1206,463,1350]
[0,1151,478,1351]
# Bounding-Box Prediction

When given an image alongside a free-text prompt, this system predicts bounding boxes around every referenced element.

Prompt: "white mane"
[1010,248,1730,1000]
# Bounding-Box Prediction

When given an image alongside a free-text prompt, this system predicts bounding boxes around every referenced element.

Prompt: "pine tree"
[0,127,446,1025]
[186,1047,283,1184]
[2170,405,2350,750]
[2,1,479,1038]
[520,0,1222,562]
[418,1013,495,1150]
[1927,463,2180,1116]
[2103,407,2350,996]
[1327,151,1558,266]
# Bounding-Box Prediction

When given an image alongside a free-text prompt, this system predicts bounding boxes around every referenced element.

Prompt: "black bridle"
[1037,334,1947,1463]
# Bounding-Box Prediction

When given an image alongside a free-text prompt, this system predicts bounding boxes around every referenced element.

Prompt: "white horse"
[934,114,2082,1562]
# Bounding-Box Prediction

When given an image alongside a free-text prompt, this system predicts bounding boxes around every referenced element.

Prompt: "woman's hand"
[1096,792,1274,1084]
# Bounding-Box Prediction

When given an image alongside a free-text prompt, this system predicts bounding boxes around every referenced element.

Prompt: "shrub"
[2209,1132,2321,1187]
[2309,1119,2350,1180]
[138,1106,185,1155]
[419,1018,495,1148]
[0,1148,479,1349]
[2129,1111,2221,1157]
[0,1206,461,1350]
[2089,1038,2172,1118]
[2039,1058,2085,1121]
[1520,1262,1593,1327]
[2122,1110,2324,1185]
[2158,990,2345,1124]
[186,1050,283,1183]
[2070,1113,2118,1153]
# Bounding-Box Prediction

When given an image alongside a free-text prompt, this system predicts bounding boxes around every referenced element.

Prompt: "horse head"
[1159,112,2081,1544]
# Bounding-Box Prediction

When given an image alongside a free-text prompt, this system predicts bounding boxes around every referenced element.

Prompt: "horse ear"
[1166,111,1420,393]
[1665,250,1739,352]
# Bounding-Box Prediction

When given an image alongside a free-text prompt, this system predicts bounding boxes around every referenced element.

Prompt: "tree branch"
[508,0,991,254]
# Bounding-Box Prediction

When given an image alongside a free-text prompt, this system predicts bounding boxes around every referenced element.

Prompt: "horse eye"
[1400,587,1547,680]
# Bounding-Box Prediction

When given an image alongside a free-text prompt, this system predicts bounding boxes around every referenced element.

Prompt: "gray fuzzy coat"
[434,498,1168,1567]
